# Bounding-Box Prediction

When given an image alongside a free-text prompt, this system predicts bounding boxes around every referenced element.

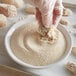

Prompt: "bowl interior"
[5,16,72,69]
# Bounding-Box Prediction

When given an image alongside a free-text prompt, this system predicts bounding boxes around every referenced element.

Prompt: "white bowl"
[5,16,72,69]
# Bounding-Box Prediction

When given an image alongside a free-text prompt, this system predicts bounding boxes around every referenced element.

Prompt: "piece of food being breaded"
[2,0,24,8]
[72,46,76,56]
[0,3,17,17]
[66,62,76,75]
[63,8,72,16]
[0,14,7,28]
[60,17,69,26]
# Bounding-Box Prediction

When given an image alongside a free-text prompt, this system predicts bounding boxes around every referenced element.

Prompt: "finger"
[36,8,43,25]
[53,7,62,26]
[40,0,56,28]
[53,0,63,27]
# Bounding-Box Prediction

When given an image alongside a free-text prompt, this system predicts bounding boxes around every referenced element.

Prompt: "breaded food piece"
[38,25,59,44]
[0,14,7,28]
[63,8,72,16]
[0,3,17,17]
[60,17,69,26]
[72,46,76,56]
[24,5,36,14]
[66,62,76,75]
[1,0,24,8]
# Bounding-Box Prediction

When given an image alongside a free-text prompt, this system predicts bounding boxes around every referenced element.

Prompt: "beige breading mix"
[38,25,59,44]
[0,3,17,17]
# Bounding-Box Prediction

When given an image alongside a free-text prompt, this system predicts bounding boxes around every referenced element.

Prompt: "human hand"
[36,0,63,28]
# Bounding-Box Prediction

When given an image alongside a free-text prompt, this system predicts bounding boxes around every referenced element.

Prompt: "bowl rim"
[5,16,72,69]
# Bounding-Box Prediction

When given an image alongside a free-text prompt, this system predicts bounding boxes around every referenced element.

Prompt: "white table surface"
[0,4,76,76]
